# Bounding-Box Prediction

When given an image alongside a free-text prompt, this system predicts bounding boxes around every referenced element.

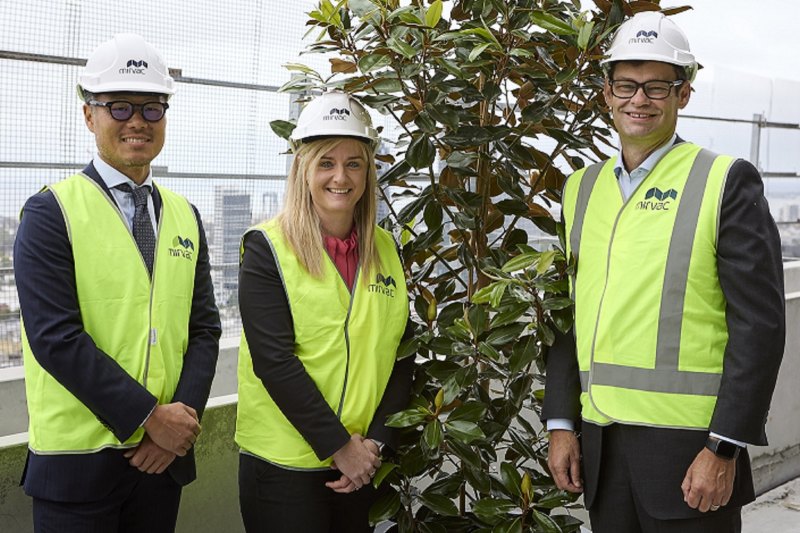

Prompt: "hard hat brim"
[78,81,175,95]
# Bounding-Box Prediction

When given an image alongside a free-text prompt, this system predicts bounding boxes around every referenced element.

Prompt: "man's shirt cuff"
[546,418,575,432]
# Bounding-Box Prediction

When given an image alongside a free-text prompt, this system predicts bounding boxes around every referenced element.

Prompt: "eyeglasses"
[609,79,685,100]
[87,100,169,122]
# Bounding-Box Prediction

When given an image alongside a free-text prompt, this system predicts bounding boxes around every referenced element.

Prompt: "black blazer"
[542,145,785,517]
[15,163,221,502]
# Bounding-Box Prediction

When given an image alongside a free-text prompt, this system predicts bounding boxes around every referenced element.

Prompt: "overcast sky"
[647,1,800,82]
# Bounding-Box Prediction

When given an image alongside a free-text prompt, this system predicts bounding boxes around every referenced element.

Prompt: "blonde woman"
[236,91,412,532]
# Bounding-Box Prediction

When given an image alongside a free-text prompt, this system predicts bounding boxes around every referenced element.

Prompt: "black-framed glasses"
[87,100,169,122]
[609,79,685,100]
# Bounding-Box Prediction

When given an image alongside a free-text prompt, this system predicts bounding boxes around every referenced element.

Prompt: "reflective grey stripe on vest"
[577,149,724,396]
[569,161,605,262]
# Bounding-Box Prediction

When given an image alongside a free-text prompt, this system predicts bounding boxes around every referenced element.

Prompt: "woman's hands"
[326,434,381,493]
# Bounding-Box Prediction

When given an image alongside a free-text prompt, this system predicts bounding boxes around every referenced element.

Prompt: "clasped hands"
[326,434,382,494]
[124,402,200,474]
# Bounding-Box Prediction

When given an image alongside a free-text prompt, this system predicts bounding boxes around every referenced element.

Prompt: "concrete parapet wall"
[752,260,800,493]
[0,396,244,533]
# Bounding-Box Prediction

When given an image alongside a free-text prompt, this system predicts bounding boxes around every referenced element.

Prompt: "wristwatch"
[705,436,741,460]
[370,439,387,457]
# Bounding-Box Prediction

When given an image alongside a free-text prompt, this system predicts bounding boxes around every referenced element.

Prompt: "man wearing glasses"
[543,11,784,533]
[14,33,221,532]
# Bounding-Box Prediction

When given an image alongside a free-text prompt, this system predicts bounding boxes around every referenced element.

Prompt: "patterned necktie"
[117,183,156,276]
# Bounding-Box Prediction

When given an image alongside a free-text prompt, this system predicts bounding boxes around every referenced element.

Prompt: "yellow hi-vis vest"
[563,142,733,430]
[236,220,409,469]
[23,173,199,453]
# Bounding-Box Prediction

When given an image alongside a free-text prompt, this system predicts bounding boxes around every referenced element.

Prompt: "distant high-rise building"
[212,187,252,304]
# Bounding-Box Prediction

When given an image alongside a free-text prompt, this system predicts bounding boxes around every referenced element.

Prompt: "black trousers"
[32,467,182,533]
[588,424,742,533]
[239,453,380,533]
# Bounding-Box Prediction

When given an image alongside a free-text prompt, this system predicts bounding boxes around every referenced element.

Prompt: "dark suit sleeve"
[238,231,350,460]
[366,319,415,451]
[541,326,582,424]
[169,205,221,419]
[710,159,785,445]
[14,191,157,443]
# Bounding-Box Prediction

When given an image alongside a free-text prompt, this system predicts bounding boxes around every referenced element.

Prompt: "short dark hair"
[605,60,687,81]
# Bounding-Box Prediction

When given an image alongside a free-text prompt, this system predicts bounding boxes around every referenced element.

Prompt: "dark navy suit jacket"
[541,144,785,519]
[15,163,221,502]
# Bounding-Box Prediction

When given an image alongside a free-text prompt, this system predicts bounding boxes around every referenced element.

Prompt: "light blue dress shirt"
[93,156,158,234]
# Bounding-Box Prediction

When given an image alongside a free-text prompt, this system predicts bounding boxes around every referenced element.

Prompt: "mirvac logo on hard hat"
[630,29,658,44]
[324,107,351,121]
[369,273,397,297]
[636,187,678,211]
[119,59,149,75]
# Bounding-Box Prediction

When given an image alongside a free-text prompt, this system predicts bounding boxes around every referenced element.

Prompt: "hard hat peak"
[77,33,175,100]
[289,91,379,151]
[601,11,698,82]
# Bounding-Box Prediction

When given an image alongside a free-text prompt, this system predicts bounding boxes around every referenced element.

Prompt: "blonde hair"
[275,137,381,278]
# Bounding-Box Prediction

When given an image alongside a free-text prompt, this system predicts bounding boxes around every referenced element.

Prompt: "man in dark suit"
[542,11,785,533]
[14,33,221,533]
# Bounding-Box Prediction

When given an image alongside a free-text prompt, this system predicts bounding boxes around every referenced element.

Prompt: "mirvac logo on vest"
[369,273,396,297]
[324,107,351,121]
[169,235,194,260]
[119,59,149,75]
[629,29,658,44]
[636,187,678,211]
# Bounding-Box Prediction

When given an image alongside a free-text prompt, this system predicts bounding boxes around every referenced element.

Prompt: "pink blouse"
[323,227,359,291]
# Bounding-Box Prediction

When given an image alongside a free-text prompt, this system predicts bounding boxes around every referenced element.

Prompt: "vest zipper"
[328,254,360,419]
[143,203,162,389]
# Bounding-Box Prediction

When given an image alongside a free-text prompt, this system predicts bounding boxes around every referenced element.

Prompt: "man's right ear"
[83,104,95,133]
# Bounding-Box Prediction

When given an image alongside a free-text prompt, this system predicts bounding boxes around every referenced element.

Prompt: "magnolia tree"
[272,1,689,530]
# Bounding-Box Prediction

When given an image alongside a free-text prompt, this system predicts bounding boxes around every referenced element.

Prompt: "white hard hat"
[77,33,175,99]
[290,91,379,151]
[601,12,697,82]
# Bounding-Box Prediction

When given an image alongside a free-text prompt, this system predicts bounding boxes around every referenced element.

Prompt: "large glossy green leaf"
[418,493,459,517]
[486,323,526,346]
[425,103,460,131]
[446,401,487,423]
[530,11,575,36]
[531,509,561,533]
[501,252,539,273]
[509,335,539,373]
[472,497,518,522]
[423,419,444,450]
[492,517,523,533]
[388,36,418,58]
[425,0,443,28]
[407,134,436,169]
[358,52,392,73]
[445,420,485,443]
[386,407,429,428]
[368,489,400,526]
[269,120,295,140]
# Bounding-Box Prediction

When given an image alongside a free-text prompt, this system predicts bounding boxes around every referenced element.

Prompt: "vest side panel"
[339,227,409,435]
[236,221,349,468]
[146,185,199,404]
[678,155,732,374]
